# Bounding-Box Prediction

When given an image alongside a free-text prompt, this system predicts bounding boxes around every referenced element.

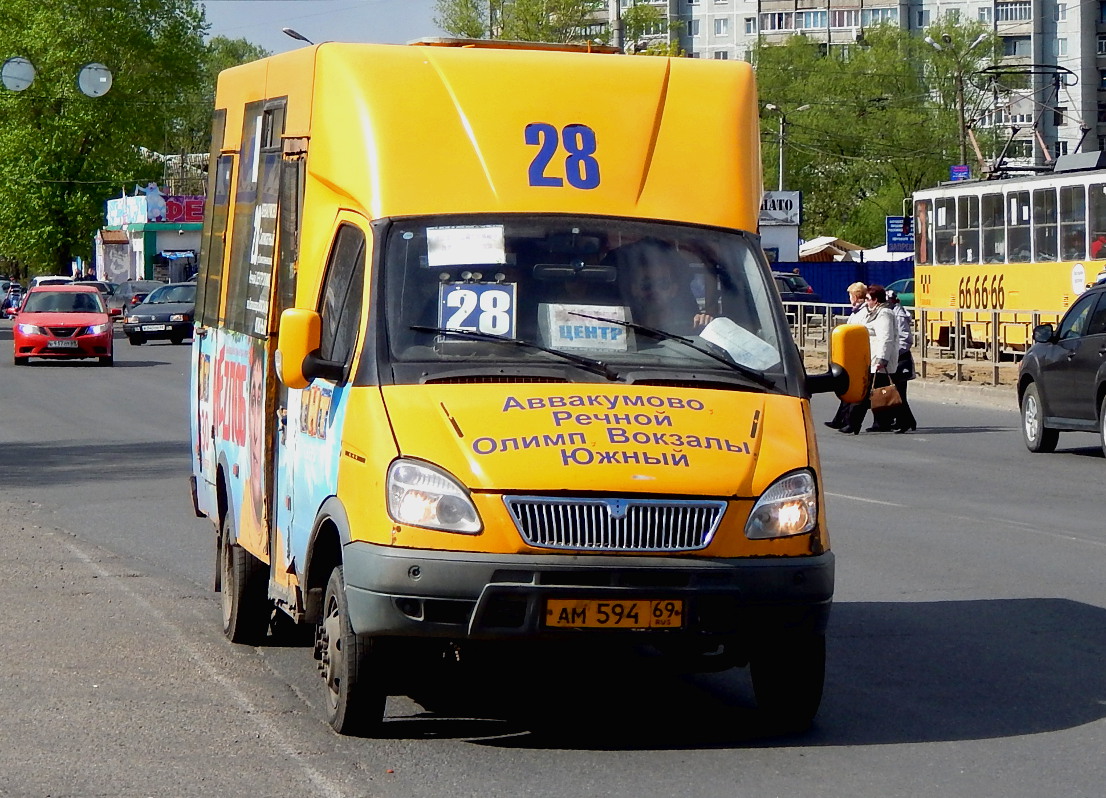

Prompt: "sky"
[200,0,445,55]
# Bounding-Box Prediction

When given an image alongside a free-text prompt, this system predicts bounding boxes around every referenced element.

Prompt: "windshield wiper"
[409,325,620,381]
[568,312,776,390]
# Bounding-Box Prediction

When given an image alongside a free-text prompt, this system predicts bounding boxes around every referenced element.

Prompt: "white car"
[29,275,74,288]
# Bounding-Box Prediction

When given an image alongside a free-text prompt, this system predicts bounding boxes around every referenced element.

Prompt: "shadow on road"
[0,440,189,485]
[900,425,1014,434]
[370,597,1106,750]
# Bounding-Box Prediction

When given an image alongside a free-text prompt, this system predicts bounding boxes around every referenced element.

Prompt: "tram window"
[915,199,932,265]
[1007,190,1031,263]
[1060,185,1086,260]
[1032,187,1058,262]
[957,195,980,263]
[1089,183,1106,259]
[935,197,956,263]
[981,193,1005,263]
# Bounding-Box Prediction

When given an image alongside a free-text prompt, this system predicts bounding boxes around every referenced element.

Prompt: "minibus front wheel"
[319,565,386,735]
[749,632,825,734]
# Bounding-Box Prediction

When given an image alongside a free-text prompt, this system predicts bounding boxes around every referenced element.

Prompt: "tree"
[435,0,604,43]
[753,22,996,245]
[163,36,270,195]
[0,0,207,274]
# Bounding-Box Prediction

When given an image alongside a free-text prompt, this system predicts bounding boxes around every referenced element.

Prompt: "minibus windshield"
[383,215,785,385]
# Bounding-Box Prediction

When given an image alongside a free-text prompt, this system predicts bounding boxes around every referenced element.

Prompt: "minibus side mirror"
[1032,323,1055,344]
[276,308,323,389]
[807,324,871,404]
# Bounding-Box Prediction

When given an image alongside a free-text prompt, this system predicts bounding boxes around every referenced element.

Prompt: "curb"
[908,378,1015,411]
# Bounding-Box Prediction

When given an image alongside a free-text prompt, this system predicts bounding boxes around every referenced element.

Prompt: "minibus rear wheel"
[219,514,269,645]
[749,632,825,734]
[319,566,386,735]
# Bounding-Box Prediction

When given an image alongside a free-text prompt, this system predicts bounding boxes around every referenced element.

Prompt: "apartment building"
[615,0,1105,166]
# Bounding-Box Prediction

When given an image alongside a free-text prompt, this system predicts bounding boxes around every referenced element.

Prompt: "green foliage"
[753,22,997,245]
[433,0,489,39]
[0,0,207,273]
[434,0,604,42]
[167,36,270,190]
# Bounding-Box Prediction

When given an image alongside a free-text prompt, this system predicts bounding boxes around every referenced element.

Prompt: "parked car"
[886,277,915,307]
[1018,282,1106,455]
[122,282,196,345]
[84,280,118,298]
[108,279,165,315]
[29,275,74,288]
[11,284,119,366]
[773,271,823,304]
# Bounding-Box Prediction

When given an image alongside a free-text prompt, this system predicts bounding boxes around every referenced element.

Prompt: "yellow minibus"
[189,38,868,735]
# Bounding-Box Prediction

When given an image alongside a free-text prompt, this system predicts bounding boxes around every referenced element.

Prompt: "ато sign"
[759,191,801,226]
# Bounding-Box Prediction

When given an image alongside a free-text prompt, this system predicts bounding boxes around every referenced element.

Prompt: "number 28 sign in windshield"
[438,282,518,338]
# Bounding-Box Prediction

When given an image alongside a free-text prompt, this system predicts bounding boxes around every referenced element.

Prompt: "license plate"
[47,339,78,348]
[545,599,684,629]
[141,324,167,332]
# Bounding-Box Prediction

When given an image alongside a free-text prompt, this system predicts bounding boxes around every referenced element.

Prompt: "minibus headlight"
[386,460,482,534]
[745,470,817,539]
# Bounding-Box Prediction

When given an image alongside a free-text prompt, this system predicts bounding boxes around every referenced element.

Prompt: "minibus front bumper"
[341,542,833,641]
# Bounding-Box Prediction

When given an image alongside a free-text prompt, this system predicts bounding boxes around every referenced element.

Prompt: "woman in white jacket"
[841,284,898,434]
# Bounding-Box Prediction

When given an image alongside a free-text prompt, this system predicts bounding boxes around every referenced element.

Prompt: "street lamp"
[926,31,989,168]
[282,27,315,45]
[763,103,810,192]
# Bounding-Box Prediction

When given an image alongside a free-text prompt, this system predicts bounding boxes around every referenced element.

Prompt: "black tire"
[128,335,144,346]
[319,566,387,736]
[13,356,27,366]
[170,335,186,345]
[1099,395,1106,460]
[99,355,114,367]
[1021,382,1058,453]
[750,633,826,734]
[219,514,270,645]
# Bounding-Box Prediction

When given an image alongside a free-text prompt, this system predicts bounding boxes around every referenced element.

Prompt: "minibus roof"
[215,41,762,232]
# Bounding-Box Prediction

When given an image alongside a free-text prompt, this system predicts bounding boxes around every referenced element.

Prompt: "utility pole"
[763,103,810,191]
[609,0,623,51]
[925,32,988,168]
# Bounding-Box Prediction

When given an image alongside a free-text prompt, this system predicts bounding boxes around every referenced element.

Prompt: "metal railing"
[781,302,1063,386]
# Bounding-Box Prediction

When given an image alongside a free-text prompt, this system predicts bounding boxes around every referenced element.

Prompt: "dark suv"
[773,272,823,303]
[1018,282,1106,455]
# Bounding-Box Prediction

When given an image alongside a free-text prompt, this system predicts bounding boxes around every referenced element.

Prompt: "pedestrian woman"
[825,282,868,430]
[840,284,897,434]
[887,289,917,433]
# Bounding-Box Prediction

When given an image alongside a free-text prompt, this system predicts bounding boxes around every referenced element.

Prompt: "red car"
[12,284,120,366]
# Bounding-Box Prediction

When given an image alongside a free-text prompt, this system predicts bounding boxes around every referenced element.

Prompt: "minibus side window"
[196,110,228,326]
[319,225,366,367]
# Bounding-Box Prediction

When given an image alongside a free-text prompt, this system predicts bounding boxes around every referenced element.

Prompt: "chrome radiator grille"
[503,497,726,553]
